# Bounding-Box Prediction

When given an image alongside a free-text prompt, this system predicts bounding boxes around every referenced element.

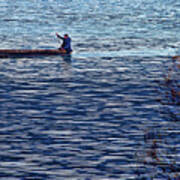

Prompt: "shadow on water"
[134,57,180,180]
[0,50,179,179]
[61,54,72,63]
[135,127,180,179]
[131,56,180,180]
[1,0,180,178]
[160,57,180,120]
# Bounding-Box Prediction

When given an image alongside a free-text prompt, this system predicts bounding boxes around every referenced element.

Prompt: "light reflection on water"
[0,0,179,179]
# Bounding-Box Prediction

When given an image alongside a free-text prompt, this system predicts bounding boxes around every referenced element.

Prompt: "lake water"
[0,0,179,179]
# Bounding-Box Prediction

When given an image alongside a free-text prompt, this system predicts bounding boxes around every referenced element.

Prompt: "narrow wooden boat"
[0,49,69,58]
[172,56,180,61]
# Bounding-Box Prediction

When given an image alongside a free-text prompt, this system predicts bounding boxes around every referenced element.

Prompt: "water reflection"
[133,55,180,179]
[166,57,180,102]
[159,56,180,122]
[135,128,179,179]
[1,55,180,179]
[61,54,72,63]
[0,0,180,178]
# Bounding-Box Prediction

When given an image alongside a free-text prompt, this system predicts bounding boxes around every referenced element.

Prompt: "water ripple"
[0,0,179,179]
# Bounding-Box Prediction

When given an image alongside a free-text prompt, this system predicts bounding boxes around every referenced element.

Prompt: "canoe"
[172,56,180,60]
[0,49,69,58]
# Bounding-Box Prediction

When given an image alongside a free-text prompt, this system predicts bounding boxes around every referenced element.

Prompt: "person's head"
[64,34,69,38]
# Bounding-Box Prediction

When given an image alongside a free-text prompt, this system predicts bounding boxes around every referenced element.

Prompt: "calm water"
[0,0,179,179]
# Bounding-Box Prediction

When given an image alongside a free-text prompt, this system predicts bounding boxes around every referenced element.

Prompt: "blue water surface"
[0,0,179,179]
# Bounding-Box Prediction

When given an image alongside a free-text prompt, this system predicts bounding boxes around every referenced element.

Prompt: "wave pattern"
[0,0,179,179]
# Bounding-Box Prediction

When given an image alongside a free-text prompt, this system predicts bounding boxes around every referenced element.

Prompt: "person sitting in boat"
[56,33,72,53]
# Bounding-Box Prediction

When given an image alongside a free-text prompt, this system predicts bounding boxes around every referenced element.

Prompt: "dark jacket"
[57,35,72,53]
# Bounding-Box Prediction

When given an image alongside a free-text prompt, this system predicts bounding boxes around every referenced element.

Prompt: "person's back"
[56,33,72,53]
[63,35,72,53]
